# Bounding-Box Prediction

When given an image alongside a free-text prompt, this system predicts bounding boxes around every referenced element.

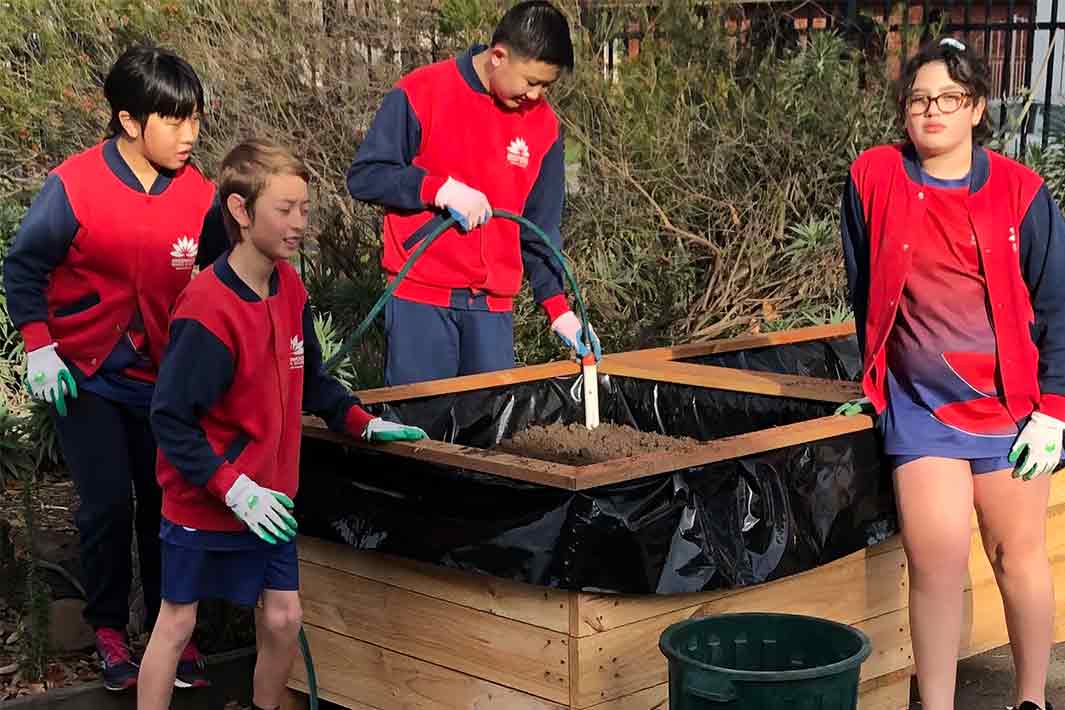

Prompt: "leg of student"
[51,389,137,632]
[136,600,198,710]
[973,466,1053,708]
[457,309,515,376]
[253,590,302,709]
[123,404,162,632]
[895,457,974,710]
[383,297,460,386]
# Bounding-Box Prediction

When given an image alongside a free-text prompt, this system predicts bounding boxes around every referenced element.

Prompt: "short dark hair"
[897,37,992,143]
[104,45,204,138]
[491,1,574,72]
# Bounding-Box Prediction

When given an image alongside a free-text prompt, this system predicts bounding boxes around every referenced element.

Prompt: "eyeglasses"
[906,91,972,116]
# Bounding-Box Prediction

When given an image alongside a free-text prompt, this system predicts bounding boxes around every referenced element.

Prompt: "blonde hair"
[218,138,310,243]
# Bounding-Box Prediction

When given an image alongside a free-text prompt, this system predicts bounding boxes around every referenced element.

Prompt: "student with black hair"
[347,0,601,385]
[3,45,217,691]
[840,37,1065,710]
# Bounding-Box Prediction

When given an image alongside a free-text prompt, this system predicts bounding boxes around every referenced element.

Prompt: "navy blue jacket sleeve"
[840,175,869,359]
[1019,184,1065,399]
[301,304,363,433]
[346,89,431,211]
[520,135,567,304]
[150,319,235,487]
[3,174,79,329]
[195,199,228,268]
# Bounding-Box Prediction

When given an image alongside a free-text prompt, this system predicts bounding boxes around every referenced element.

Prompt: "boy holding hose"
[347,1,601,385]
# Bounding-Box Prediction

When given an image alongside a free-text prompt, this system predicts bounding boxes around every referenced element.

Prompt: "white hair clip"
[940,37,967,51]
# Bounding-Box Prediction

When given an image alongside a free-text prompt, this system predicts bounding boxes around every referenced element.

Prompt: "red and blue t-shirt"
[881,170,1019,456]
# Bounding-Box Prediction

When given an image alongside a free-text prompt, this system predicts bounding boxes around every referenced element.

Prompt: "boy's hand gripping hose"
[300,211,597,709]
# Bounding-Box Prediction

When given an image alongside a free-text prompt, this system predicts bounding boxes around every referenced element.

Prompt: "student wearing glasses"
[839,37,1064,710]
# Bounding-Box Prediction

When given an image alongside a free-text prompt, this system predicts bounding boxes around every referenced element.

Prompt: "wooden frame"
[285,323,1065,710]
[302,322,867,490]
[285,474,1065,710]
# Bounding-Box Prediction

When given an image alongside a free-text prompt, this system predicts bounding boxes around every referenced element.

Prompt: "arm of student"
[195,195,228,269]
[346,88,447,212]
[149,318,241,499]
[1020,184,1065,420]
[840,174,869,358]
[2,175,79,351]
[520,135,569,323]
[300,304,374,438]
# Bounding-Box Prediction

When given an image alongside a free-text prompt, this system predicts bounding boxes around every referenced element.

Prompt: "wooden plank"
[575,668,911,710]
[353,360,580,405]
[297,536,571,633]
[858,669,914,710]
[280,688,310,710]
[299,560,571,704]
[573,414,875,489]
[573,564,910,708]
[607,323,858,364]
[576,541,907,636]
[302,415,580,490]
[289,624,567,710]
[599,359,863,403]
[583,683,669,710]
[856,610,913,683]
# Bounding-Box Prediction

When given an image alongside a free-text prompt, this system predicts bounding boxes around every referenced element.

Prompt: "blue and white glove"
[435,178,492,231]
[551,311,602,362]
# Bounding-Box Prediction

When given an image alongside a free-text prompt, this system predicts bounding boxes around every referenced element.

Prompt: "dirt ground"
[947,642,1065,708]
[497,421,700,464]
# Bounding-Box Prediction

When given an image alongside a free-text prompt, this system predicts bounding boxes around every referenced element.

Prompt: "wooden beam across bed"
[300,322,870,490]
[302,412,874,491]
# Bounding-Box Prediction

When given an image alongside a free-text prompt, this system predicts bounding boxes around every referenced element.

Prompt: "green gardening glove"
[835,397,874,417]
[223,474,298,544]
[1009,411,1065,480]
[363,418,428,443]
[24,344,78,417]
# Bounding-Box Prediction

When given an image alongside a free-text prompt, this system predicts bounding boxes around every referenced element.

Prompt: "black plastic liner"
[296,336,894,594]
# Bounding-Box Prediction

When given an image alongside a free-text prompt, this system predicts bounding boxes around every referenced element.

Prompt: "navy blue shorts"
[159,520,298,607]
[888,454,1013,475]
[384,295,515,386]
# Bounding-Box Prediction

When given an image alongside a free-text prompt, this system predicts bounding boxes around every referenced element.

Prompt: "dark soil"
[497,422,700,465]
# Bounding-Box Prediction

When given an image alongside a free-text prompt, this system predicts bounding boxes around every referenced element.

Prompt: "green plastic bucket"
[659,613,872,709]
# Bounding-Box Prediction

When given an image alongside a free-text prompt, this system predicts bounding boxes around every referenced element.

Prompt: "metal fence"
[589,0,1065,152]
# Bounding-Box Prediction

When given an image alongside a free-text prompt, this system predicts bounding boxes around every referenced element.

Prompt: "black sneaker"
[94,627,138,691]
[174,640,210,689]
[1009,702,1055,710]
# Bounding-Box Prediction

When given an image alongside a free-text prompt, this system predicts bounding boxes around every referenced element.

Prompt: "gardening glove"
[835,397,874,416]
[1009,411,1065,480]
[435,178,492,231]
[24,343,78,417]
[551,311,602,363]
[363,418,428,443]
[224,474,298,544]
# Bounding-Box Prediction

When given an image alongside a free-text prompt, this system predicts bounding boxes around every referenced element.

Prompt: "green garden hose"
[300,210,594,710]
[323,210,593,371]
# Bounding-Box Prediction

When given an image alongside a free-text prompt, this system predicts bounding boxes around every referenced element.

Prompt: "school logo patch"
[289,336,304,370]
[170,236,198,271]
[506,137,530,168]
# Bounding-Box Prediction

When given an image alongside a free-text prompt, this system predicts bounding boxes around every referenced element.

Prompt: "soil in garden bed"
[497,422,700,465]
